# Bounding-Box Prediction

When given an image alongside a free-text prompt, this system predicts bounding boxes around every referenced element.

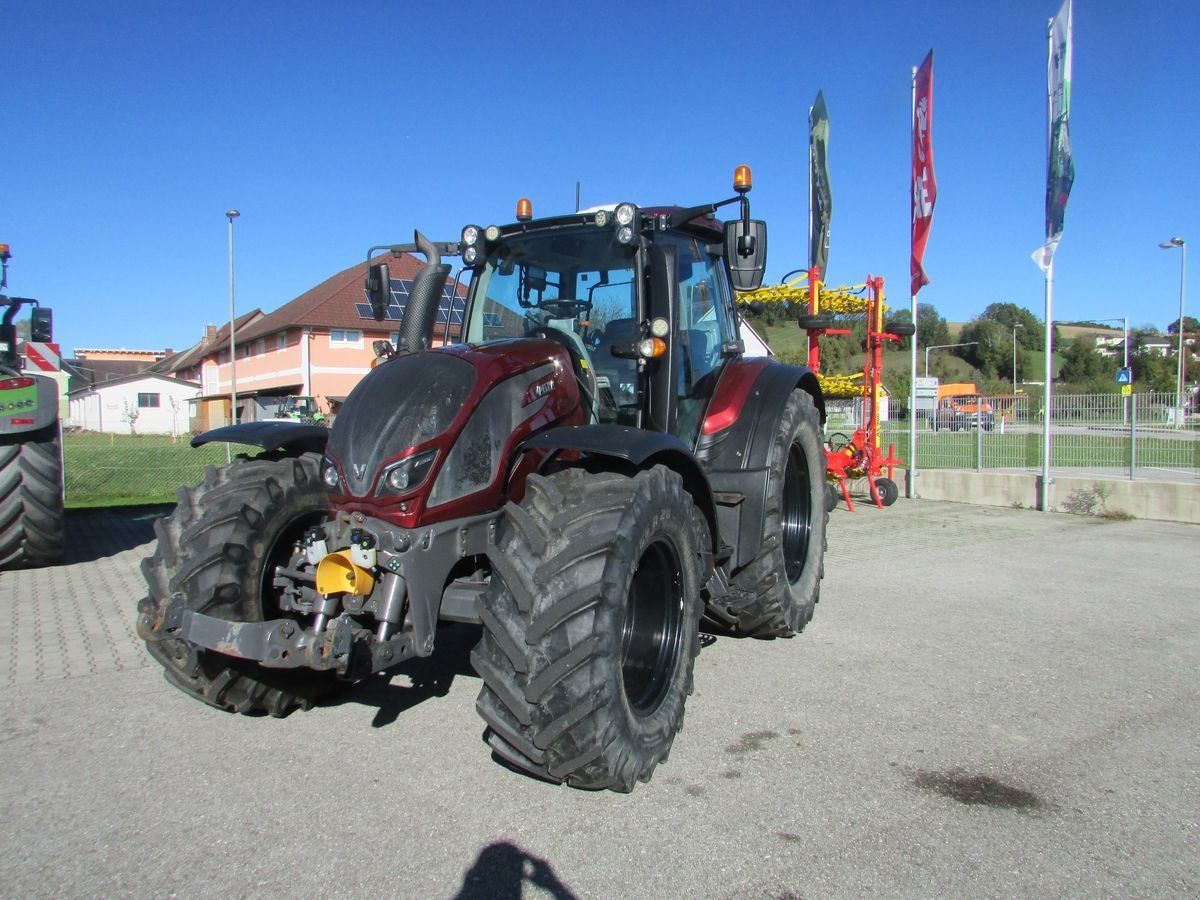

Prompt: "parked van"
[934,383,995,431]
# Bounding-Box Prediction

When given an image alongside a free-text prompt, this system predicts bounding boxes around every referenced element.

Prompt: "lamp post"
[1159,237,1187,426]
[1011,323,1023,387]
[226,209,240,427]
[924,341,978,377]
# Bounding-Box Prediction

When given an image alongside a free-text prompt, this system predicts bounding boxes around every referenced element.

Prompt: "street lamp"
[1011,323,1023,387]
[226,209,240,427]
[924,341,978,377]
[1159,237,1187,425]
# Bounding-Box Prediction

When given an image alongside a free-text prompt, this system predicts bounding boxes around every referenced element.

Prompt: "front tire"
[729,390,827,637]
[138,452,340,716]
[472,466,704,792]
[0,424,65,569]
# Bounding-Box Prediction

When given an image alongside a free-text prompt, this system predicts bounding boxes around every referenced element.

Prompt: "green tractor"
[0,243,64,569]
[277,395,327,425]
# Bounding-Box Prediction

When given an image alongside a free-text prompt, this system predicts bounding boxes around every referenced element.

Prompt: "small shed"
[68,373,200,435]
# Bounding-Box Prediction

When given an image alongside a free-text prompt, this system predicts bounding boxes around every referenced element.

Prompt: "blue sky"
[3,0,1197,356]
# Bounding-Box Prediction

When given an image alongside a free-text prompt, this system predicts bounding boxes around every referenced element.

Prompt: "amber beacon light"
[516,198,533,221]
[733,165,752,193]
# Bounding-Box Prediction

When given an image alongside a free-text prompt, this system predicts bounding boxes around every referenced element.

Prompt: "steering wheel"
[539,299,590,320]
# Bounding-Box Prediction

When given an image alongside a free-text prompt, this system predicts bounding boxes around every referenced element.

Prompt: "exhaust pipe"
[397,230,451,353]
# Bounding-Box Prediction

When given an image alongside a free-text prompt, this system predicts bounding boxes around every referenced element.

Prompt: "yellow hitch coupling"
[315,551,376,597]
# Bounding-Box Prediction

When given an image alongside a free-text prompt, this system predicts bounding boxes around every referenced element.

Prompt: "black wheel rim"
[620,540,684,717]
[261,509,327,617]
[781,441,813,584]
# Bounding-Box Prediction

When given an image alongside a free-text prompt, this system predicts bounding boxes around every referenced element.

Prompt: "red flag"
[911,50,936,296]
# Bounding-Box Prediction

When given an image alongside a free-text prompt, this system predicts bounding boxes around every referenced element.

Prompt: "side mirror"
[724,219,768,292]
[365,263,391,321]
[31,306,52,342]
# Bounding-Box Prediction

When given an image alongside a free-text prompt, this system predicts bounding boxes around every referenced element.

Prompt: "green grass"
[64,433,229,508]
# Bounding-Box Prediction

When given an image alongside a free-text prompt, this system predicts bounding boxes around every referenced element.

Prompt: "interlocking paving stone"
[1,506,169,690]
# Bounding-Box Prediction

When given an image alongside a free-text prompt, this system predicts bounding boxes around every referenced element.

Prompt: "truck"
[932,382,995,431]
[137,167,829,792]
[0,243,65,569]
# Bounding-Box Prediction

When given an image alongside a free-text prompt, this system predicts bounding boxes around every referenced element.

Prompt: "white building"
[68,373,200,435]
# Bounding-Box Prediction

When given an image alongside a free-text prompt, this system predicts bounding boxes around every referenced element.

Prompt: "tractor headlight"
[461,225,482,266]
[378,449,439,497]
[485,225,501,241]
[321,457,342,490]
[615,203,636,226]
[594,209,610,227]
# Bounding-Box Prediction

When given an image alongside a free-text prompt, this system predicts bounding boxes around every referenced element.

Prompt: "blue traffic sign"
[1116,367,1133,385]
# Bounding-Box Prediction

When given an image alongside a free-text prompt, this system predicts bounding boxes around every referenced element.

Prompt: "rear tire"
[472,466,704,792]
[138,452,340,716]
[729,390,827,637]
[0,424,64,569]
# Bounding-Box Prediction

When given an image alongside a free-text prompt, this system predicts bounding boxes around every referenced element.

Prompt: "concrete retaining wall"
[902,468,1200,524]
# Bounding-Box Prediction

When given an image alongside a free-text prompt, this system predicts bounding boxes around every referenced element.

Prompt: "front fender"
[522,424,719,556]
[192,422,328,456]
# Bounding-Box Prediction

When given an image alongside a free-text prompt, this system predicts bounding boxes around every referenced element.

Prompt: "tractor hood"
[327,353,476,497]
[324,340,584,523]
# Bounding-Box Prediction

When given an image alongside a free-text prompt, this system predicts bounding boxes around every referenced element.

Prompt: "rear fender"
[696,360,824,571]
[192,422,329,456]
[521,424,719,556]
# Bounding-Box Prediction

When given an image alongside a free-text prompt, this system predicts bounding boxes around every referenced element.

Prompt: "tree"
[1130,346,1176,392]
[979,302,1045,351]
[958,318,1011,378]
[1058,334,1119,389]
[1167,315,1200,335]
[891,303,951,351]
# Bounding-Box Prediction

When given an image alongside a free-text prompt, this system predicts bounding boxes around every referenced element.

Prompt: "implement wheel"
[875,477,899,507]
[473,466,704,792]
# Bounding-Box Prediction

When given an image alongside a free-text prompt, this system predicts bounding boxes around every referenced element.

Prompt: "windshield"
[464,229,638,345]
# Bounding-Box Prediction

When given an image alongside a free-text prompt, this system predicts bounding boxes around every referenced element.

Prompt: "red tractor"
[138,168,828,792]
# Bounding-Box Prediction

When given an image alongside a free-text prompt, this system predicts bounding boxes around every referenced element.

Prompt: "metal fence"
[875,391,1199,479]
[59,391,1198,508]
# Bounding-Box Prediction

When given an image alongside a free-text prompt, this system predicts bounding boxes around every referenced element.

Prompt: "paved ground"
[1,498,1197,898]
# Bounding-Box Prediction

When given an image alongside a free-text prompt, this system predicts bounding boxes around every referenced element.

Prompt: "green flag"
[1035,0,1074,271]
[809,90,832,279]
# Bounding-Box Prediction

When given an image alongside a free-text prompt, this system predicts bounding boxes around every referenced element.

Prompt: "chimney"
[204,324,217,343]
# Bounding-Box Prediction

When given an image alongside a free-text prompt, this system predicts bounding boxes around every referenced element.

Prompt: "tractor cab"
[455,170,767,447]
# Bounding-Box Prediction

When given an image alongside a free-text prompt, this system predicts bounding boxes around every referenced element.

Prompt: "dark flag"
[809,91,832,279]
[911,50,937,296]
[1035,0,1074,271]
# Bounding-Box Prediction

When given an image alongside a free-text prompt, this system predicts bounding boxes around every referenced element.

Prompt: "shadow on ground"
[63,504,174,565]
[454,841,578,900]
[339,623,483,727]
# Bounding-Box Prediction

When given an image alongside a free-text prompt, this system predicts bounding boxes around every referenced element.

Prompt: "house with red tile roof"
[165,253,464,430]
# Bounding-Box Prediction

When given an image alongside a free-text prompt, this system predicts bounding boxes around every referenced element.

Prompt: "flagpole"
[908,66,919,499]
[1039,13,1055,512]
[1041,256,1054,511]
[807,103,814,272]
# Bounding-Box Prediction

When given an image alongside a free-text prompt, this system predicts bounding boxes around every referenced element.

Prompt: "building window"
[330,329,363,348]
[137,393,161,408]
[256,338,266,356]
[277,332,288,351]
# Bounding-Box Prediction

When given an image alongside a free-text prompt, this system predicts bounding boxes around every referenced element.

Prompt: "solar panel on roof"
[356,279,465,325]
